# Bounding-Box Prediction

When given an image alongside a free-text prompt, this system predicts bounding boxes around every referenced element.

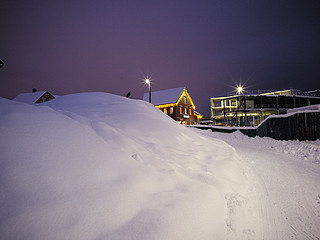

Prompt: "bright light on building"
[234,82,246,95]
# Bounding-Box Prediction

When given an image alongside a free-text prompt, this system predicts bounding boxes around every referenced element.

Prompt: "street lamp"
[145,78,151,103]
[236,85,248,126]
[236,85,244,127]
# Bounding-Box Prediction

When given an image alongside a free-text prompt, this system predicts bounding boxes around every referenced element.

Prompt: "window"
[189,108,192,115]
[179,106,182,114]
[214,101,222,107]
[170,107,174,114]
[163,108,167,114]
[184,107,187,114]
[184,96,187,104]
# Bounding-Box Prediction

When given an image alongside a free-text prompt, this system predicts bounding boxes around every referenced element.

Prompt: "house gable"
[144,87,195,108]
[175,88,195,108]
[144,87,196,124]
[14,91,55,104]
[34,91,55,103]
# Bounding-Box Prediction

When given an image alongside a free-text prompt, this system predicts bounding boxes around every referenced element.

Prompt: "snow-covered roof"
[212,93,320,100]
[287,104,320,114]
[13,91,50,104]
[143,87,186,105]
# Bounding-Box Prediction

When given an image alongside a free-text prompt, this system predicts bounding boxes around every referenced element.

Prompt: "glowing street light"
[237,86,243,95]
[145,78,151,103]
[235,84,244,127]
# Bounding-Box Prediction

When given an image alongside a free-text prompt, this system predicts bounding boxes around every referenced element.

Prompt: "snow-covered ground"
[1,92,319,240]
[197,130,320,239]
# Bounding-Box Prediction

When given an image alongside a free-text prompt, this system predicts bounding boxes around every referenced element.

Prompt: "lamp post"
[145,78,151,103]
[236,86,243,126]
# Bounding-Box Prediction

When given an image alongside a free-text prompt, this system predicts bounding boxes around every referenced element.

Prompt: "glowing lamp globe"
[237,86,243,94]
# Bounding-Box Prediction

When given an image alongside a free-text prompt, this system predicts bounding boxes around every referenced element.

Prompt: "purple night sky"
[0,0,319,116]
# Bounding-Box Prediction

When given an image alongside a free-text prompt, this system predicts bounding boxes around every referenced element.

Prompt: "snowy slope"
[0,93,252,240]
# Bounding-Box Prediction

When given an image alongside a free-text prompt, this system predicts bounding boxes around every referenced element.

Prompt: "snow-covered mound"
[0,93,252,240]
[199,130,320,164]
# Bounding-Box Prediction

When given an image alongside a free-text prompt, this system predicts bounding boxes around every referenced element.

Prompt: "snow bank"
[0,93,252,240]
[198,129,320,164]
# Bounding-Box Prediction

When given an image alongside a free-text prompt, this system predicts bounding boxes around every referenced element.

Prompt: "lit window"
[180,106,182,114]
[170,107,173,114]
[184,107,187,114]
[189,108,192,115]
[163,108,167,114]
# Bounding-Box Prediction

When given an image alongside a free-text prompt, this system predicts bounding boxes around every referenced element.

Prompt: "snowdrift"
[199,130,320,164]
[0,93,251,240]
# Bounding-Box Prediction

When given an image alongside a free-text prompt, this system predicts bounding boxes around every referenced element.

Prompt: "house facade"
[143,87,197,125]
[211,89,320,127]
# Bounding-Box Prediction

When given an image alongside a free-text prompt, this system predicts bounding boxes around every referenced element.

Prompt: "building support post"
[223,100,226,125]
[236,96,239,126]
[149,83,151,103]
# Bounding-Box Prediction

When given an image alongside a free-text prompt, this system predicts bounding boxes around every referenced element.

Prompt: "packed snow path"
[202,131,320,240]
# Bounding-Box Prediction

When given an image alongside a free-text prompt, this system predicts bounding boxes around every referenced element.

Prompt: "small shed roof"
[143,87,186,105]
[13,91,51,104]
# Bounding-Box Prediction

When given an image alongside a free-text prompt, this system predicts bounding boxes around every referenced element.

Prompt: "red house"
[143,87,198,125]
